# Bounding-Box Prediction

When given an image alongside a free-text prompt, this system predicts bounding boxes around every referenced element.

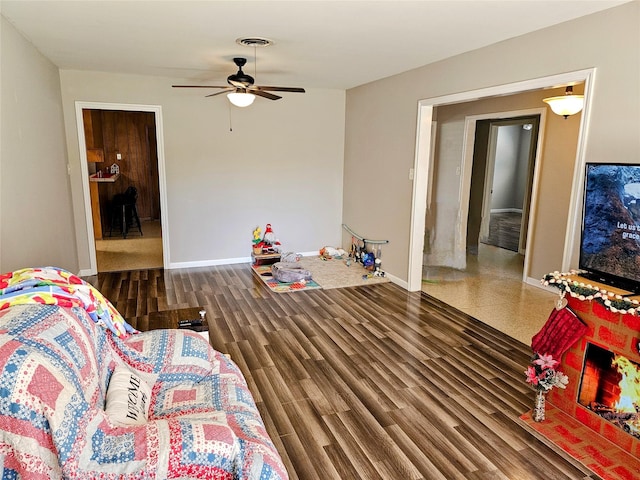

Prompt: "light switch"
[116,153,122,160]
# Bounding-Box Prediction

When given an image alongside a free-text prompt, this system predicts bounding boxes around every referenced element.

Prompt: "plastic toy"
[252,226,262,244]
[261,224,281,253]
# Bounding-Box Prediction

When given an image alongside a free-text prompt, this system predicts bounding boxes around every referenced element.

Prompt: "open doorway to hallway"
[469,115,540,256]
[82,108,163,273]
[414,72,592,344]
[408,70,593,293]
[422,110,550,345]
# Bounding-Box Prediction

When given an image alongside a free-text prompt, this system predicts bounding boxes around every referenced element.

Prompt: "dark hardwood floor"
[92,265,599,480]
[483,212,522,252]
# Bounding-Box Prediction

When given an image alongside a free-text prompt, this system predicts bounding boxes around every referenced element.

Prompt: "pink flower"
[533,353,558,370]
[526,353,568,392]
[525,366,539,385]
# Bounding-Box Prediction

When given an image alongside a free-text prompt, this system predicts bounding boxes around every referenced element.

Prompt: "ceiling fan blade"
[229,79,252,89]
[255,86,306,93]
[172,85,229,89]
[251,90,282,101]
[205,88,234,98]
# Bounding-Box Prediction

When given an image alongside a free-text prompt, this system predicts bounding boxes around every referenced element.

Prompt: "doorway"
[471,116,540,256]
[76,102,170,276]
[408,69,595,291]
[84,109,162,272]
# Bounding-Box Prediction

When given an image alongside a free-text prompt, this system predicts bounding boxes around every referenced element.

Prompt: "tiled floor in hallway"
[421,243,557,345]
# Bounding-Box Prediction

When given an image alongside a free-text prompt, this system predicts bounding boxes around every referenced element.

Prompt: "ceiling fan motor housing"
[227,58,254,87]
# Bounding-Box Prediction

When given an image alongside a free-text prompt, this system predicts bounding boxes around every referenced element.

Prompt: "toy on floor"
[252,226,261,244]
[262,223,282,253]
[281,252,302,263]
[344,228,388,277]
[271,262,312,283]
[362,270,386,280]
[252,226,263,253]
[319,246,347,260]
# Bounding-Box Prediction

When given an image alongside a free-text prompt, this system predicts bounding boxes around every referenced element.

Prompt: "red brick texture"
[546,296,640,457]
[520,404,640,479]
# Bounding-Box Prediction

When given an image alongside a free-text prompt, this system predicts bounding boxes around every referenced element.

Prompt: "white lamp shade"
[227,92,255,107]
[543,93,584,118]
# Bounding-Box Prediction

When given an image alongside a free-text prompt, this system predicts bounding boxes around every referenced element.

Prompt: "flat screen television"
[579,163,640,294]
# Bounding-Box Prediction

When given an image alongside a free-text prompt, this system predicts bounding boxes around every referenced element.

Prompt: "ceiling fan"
[172,57,305,107]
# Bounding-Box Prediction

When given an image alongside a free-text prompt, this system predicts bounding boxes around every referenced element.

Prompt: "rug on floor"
[297,256,389,289]
[251,264,322,293]
[251,255,389,292]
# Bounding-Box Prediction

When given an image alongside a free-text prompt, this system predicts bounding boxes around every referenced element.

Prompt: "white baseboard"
[386,272,407,290]
[168,250,320,270]
[168,256,250,269]
[490,208,523,214]
[525,275,557,294]
[299,251,321,257]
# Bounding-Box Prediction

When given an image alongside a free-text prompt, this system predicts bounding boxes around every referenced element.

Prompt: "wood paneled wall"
[85,109,160,233]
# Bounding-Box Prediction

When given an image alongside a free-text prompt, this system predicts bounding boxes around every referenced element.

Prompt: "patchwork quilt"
[0,267,135,337]
[0,303,288,479]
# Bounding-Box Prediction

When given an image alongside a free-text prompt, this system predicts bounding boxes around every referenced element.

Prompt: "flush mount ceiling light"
[543,86,584,119]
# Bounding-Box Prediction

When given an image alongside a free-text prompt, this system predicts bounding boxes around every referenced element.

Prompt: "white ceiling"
[1,0,630,90]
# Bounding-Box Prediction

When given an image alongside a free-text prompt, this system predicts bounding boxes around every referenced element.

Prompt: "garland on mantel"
[542,270,640,316]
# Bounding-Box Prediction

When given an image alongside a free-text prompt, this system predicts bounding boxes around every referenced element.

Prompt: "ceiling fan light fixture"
[543,85,584,119]
[227,92,255,107]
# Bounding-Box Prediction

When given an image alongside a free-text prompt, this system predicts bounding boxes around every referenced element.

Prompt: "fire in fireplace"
[578,342,640,438]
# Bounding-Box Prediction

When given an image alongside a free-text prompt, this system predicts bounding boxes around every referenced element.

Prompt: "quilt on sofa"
[0,266,135,337]
[0,294,287,478]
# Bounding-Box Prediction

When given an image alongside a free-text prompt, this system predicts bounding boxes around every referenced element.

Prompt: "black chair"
[108,186,143,238]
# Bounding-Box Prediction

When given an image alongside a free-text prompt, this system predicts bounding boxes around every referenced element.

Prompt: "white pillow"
[105,365,152,426]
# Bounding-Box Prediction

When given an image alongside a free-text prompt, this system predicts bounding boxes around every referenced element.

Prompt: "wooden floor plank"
[92,265,602,480]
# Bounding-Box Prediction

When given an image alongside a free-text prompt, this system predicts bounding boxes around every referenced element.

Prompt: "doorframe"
[478,115,542,251]
[75,101,170,276]
[479,122,502,243]
[408,68,596,291]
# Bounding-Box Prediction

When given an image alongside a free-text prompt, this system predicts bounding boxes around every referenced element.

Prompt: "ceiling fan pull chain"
[228,102,233,132]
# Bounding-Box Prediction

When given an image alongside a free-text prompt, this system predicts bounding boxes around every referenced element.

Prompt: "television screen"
[579,163,640,293]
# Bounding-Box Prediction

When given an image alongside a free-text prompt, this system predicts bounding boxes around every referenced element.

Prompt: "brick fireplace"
[547,293,640,456]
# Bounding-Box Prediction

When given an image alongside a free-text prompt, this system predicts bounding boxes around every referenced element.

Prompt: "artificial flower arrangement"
[252,226,263,254]
[252,226,262,245]
[542,270,640,315]
[525,353,569,392]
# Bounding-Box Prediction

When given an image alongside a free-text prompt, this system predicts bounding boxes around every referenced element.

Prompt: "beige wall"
[59,71,345,271]
[0,16,78,273]
[344,1,640,283]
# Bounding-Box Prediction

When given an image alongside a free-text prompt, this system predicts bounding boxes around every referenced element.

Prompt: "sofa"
[0,268,288,479]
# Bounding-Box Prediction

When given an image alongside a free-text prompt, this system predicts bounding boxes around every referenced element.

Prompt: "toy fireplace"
[578,342,640,440]
[539,290,640,460]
